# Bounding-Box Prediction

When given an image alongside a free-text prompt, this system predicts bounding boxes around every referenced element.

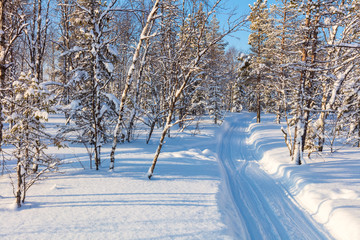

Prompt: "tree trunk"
[0,0,5,151]
[147,70,193,179]
[91,43,101,170]
[35,0,42,82]
[16,160,22,208]
[256,92,261,123]
[147,108,173,179]
[92,84,101,171]
[256,75,261,123]
[22,175,26,204]
[126,112,136,143]
[292,120,302,165]
[358,121,360,148]
[146,120,156,144]
[292,1,313,165]
[301,106,310,153]
[110,0,160,170]
[276,103,281,124]
[126,33,151,143]
[317,91,327,152]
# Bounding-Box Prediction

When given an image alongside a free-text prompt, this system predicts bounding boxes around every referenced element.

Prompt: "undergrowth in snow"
[0,113,359,240]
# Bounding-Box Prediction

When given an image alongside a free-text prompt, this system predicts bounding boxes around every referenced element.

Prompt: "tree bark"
[146,120,156,144]
[147,112,173,179]
[127,31,152,142]
[317,91,327,152]
[16,160,22,208]
[0,0,6,151]
[292,1,314,165]
[256,88,261,123]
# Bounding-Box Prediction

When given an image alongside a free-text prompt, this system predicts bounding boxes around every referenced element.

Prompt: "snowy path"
[217,113,332,240]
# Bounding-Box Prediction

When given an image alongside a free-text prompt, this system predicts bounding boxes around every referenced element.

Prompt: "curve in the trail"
[217,113,332,240]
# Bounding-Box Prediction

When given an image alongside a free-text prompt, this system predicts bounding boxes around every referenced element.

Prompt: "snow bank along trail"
[216,113,332,240]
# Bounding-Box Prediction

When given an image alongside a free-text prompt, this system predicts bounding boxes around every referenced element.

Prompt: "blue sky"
[218,0,276,52]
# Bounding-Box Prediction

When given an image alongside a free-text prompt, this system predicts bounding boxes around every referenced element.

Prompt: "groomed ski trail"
[217,113,332,240]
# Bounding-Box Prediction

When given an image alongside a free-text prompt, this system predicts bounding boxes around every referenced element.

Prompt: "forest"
[0,0,359,208]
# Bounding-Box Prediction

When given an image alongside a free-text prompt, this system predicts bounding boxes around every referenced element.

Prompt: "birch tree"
[313,0,359,152]
[109,0,160,170]
[147,0,244,179]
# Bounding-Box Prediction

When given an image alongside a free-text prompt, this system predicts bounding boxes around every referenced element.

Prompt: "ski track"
[217,113,333,240]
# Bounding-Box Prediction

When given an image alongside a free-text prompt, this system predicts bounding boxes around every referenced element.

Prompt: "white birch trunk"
[109,0,160,170]
[126,33,152,142]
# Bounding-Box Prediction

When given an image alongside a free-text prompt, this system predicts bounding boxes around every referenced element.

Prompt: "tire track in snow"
[217,113,332,240]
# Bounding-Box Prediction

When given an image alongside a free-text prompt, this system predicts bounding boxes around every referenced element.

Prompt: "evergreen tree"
[248,0,272,123]
[223,47,241,113]
[203,16,227,124]
[54,0,76,109]
[0,0,26,154]
[3,72,59,207]
[61,0,118,170]
[234,53,252,112]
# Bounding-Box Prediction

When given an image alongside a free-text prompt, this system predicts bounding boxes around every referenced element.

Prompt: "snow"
[24,87,35,97]
[105,93,120,112]
[1,113,359,239]
[35,110,49,120]
[107,44,118,56]
[216,113,331,239]
[324,17,331,25]
[246,114,360,240]
[104,62,114,73]
[64,99,81,111]
[0,115,229,240]
[15,93,23,101]
[60,46,84,57]
[99,104,109,118]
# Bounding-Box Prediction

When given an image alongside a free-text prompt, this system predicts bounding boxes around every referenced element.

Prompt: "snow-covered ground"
[0,115,229,239]
[216,113,332,239]
[249,114,360,240]
[0,113,359,239]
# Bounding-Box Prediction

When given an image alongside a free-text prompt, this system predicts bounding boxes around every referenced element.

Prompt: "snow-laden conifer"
[59,0,118,170]
[3,72,59,207]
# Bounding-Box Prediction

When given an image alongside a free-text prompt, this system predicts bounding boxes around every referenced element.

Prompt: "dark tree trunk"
[0,0,6,151]
[16,161,22,208]
[256,75,261,123]
[146,121,156,144]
